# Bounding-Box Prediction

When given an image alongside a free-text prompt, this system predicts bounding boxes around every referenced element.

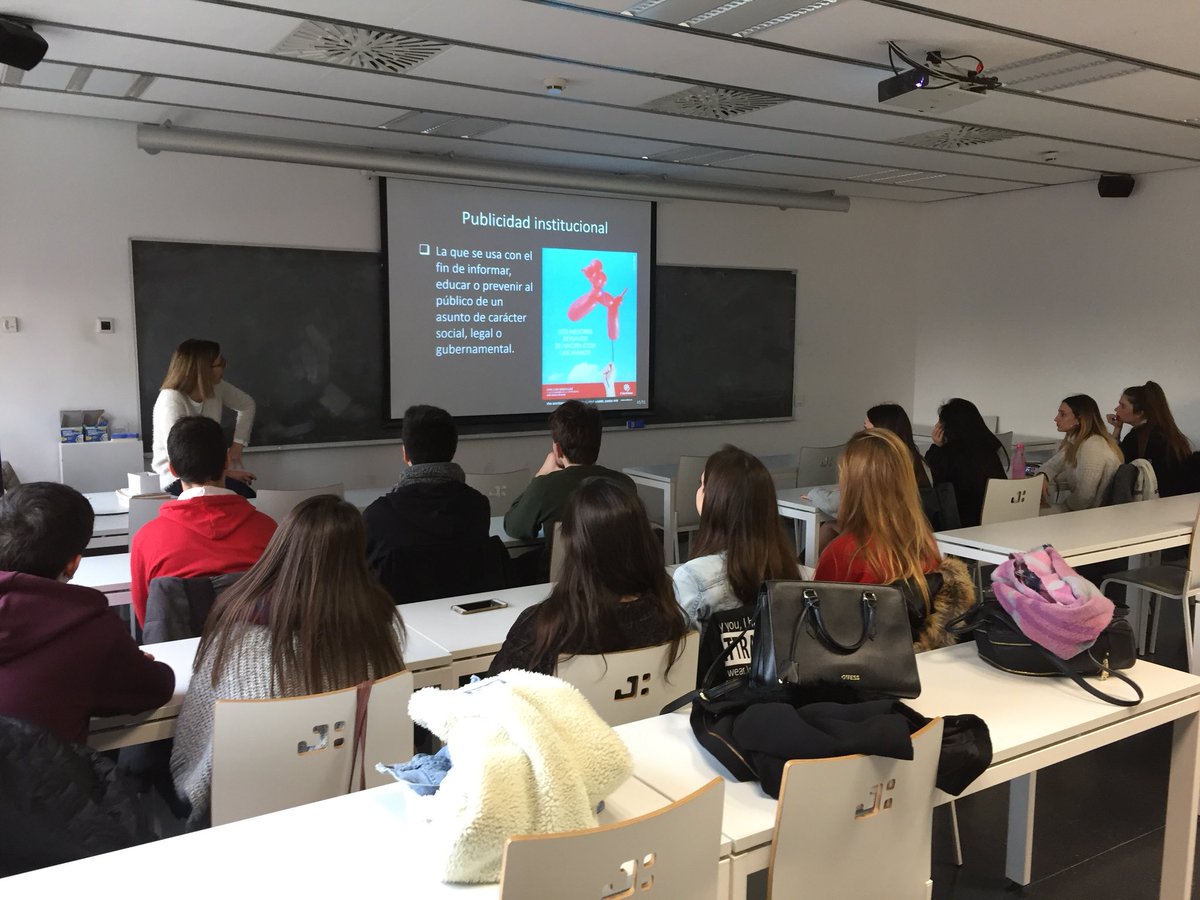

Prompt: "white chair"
[211,669,414,826]
[768,718,944,900]
[127,495,170,539]
[979,475,1042,527]
[771,467,799,492]
[500,777,724,900]
[1101,507,1200,670]
[796,444,844,491]
[672,455,708,562]
[556,634,700,727]
[466,468,532,516]
[253,483,345,523]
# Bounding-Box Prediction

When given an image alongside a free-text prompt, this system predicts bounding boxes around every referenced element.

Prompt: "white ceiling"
[2,0,1198,203]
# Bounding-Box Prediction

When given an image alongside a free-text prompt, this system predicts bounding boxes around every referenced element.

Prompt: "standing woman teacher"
[152,339,257,495]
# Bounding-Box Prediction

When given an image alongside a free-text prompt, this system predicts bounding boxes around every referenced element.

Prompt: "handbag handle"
[800,589,876,653]
[348,679,374,793]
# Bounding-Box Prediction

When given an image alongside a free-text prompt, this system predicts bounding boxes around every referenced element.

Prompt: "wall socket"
[97,317,115,334]
[1,316,18,333]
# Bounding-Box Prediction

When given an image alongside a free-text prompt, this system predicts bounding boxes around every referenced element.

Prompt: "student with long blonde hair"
[171,494,406,828]
[672,445,800,626]
[1037,394,1123,511]
[815,429,973,651]
[152,339,257,493]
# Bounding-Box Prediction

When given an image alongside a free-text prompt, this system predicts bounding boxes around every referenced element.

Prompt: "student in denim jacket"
[672,446,800,628]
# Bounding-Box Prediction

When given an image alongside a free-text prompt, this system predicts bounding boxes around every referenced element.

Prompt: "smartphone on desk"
[451,598,509,615]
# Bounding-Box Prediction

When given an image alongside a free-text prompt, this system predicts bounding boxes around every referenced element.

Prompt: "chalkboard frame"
[131,242,796,452]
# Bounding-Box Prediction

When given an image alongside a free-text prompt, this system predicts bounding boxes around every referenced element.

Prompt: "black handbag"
[956,601,1143,707]
[752,580,921,699]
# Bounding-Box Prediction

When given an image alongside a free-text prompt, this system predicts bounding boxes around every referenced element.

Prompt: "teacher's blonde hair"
[161,338,222,400]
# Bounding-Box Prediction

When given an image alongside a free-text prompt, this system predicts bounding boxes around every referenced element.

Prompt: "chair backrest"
[771,467,799,492]
[919,482,961,532]
[500,777,724,900]
[211,669,414,826]
[128,495,170,538]
[253,483,345,523]
[995,431,1014,468]
[1187,507,1200,594]
[674,455,708,533]
[548,521,565,583]
[1102,463,1139,506]
[555,633,700,727]
[466,468,533,516]
[979,476,1042,526]
[768,718,944,900]
[797,444,844,489]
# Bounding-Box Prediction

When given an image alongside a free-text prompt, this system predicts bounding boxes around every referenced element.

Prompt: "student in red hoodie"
[130,416,277,627]
[0,482,175,744]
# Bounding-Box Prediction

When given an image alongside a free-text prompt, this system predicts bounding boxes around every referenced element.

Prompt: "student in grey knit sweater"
[171,495,406,828]
[1037,394,1124,513]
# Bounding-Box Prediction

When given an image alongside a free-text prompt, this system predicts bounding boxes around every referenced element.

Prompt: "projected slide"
[384,178,653,419]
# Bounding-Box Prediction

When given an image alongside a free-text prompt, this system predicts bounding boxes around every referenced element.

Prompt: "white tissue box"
[128,471,162,495]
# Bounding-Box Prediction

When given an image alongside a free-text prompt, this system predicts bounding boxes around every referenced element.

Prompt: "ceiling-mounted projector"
[878,68,989,114]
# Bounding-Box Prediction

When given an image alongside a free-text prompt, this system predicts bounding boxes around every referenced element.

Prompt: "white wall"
[913,166,1200,443]
[1,109,922,488]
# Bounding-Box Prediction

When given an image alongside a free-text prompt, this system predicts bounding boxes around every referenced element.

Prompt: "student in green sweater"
[504,400,636,582]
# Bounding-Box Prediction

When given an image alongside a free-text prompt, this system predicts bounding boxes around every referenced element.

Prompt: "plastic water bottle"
[1010,442,1026,480]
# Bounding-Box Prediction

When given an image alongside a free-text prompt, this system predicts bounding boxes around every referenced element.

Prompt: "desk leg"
[1004,772,1035,886]
[803,511,819,568]
[1160,710,1200,900]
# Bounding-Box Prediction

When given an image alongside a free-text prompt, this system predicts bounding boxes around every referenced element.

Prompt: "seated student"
[488,478,689,676]
[807,403,931,552]
[171,495,406,828]
[815,429,974,652]
[924,398,1007,527]
[130,416,277,627]
[503,400,636,581]
[1107,381,1194,497]
[0,483,174,745]
[672,446,800,627]
[1038,394,1123,512]
[363,405,500,604]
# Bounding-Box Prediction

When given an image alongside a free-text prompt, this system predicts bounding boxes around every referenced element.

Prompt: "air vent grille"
[379,111,506,138]
[642,85,787,119]
[274,21,449,73]
[893,124,1019,150]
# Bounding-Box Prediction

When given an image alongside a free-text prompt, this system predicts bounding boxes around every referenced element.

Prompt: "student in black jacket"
[363,405,501,604]
[924,398,1007,527]
[1107,381,1195,497]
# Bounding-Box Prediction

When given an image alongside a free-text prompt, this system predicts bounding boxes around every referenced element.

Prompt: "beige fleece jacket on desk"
[405,670,633,884]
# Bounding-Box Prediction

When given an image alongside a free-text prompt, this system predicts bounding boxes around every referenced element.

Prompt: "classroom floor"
[930,595,1199,900]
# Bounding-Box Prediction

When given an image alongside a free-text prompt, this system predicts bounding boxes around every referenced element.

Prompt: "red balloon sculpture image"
[567,258,626,341]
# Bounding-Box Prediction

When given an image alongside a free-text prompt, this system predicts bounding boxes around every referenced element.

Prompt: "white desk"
[0,776,696,897]
[935,492,1200,568]
[775,485,833,566]
[87,630,456,751]
[401,583,552,682]
[625,454,797,564]
[615,644,1200,900]
[73,551,131,604]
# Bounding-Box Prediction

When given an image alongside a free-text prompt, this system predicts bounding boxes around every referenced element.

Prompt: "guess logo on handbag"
[840,674,861,681]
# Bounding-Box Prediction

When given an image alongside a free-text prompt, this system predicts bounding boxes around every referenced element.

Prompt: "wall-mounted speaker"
[0,18,47,71]
[1097,174,1135,198]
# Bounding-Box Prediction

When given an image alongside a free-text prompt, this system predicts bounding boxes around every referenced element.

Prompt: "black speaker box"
[0,18,47,71]
[1097,174,1135,198]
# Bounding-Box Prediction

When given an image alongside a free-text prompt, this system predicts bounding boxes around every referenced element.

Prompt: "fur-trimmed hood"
[915,556,976,653]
